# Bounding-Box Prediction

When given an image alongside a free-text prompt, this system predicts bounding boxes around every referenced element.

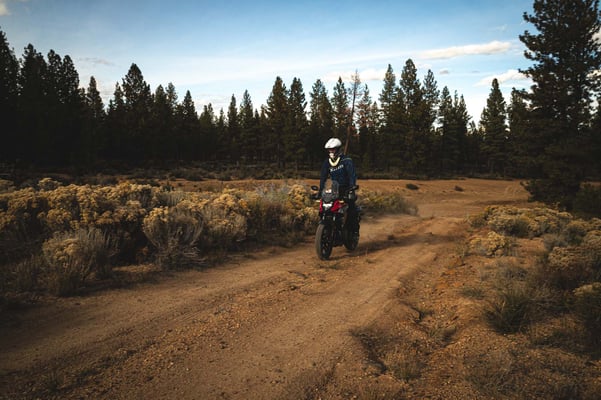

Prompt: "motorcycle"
[311,180,361,260]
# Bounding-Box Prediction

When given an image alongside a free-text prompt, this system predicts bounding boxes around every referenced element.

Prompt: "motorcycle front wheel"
[315,223,333,260]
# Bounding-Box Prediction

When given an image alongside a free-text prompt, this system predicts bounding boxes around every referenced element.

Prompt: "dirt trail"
[0,179,530,399]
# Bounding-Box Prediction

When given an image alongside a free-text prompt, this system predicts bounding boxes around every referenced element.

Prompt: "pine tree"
[225,94,240,161]
[593,94,601,175]
[0,30,19,163]
[121,63,152,162]
[356,85,378,169]
[239,90,258,162]
[176,90,199,161]
[104,83,126,160]
[150,85,173,160]
[345,71,363,155]
[480,78,508,175]
[400,59,431,173]
[438,88,470,173]
[199,104,217,161]
[519,0,601,208]
[507,88,531,177]
[331,77,349,141]
[286,77,308,168]
[83,76,105,164]
[18,44,48,164]
[423,69,440,173]
[378,64,403,170]
[265,77,288,167]
[308,79,334,165]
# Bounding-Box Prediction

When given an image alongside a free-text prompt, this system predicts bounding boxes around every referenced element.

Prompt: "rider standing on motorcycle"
[319,138,359,227]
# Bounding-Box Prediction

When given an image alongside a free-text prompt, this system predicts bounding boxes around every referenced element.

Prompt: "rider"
[319,137,359,228]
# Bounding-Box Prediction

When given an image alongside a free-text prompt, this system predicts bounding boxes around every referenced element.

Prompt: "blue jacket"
[319,154,357,193]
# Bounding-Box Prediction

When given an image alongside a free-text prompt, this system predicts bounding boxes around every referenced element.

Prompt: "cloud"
[0,0,29,16]
[476,69,529,86]
[0,1,9,16]
[78,57,116,67]
[420,40,512,60]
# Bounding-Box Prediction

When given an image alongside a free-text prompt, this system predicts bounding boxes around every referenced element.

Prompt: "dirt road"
[0,179,530,399]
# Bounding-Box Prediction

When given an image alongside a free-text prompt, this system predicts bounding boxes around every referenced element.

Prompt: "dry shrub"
[0,255,43,293]
[469,231,515,257]
[359,189,418,215]
[243,183,316,241]
[543,246,597,290]
[382,345,423,382]
[11,255,43,292]
[465,347,517,397]
[107,182,156,209]
[572,282,601,343]
[0,178,15,193]
[486,282,538,333]
[200,202,247,249]
[0,188,47,263]
[153,189,187,207]
[142,201,204,269]
[42,227,115,296]
[481,205,572,238]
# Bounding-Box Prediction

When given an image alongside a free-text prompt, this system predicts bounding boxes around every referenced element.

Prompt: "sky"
[0,0,536,124]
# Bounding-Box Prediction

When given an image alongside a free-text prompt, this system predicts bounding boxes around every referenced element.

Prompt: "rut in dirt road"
[0,212,467,400]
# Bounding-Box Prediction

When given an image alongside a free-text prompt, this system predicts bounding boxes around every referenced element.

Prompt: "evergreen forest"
[1,0,601,213]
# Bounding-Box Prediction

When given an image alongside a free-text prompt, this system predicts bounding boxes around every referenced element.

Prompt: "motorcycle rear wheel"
[343,227,359,250]
[315,224,333,260]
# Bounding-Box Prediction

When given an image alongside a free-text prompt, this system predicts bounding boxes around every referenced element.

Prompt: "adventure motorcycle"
[311,180,361,260]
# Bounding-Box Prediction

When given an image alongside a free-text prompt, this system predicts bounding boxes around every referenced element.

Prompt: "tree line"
[0,32,477,175]
[1,0,600,210]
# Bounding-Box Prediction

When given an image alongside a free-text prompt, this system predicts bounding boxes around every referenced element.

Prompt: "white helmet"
[324,138,342,150]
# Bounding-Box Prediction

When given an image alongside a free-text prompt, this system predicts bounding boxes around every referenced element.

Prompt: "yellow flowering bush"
[38,177,61,191]
[287,183,312,209]
[42,227,114,295]
[107,182,156,209]
[0,179,15,193]
[142,201,204,269]
[545,246,596,289]
[479,206,573,238]
[469,231,515,257]
[211,189,250,217]
[200,201,247,248]
[0,188,46,260]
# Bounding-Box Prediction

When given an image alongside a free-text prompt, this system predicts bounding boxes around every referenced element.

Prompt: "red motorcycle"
[311,180,360,260]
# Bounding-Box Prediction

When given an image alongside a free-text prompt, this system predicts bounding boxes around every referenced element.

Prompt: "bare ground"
[1,178,600,399]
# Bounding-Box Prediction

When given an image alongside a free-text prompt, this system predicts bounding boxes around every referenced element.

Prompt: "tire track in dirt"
[43,215,466,400]
[2,177,529,399]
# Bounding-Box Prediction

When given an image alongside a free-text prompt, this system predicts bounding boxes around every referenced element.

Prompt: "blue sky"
[0,0,535,123]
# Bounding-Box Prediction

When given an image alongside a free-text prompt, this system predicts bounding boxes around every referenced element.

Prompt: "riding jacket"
[319,154,357,195]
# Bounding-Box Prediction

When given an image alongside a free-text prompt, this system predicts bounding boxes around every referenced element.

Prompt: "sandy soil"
[1,178,596,399]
